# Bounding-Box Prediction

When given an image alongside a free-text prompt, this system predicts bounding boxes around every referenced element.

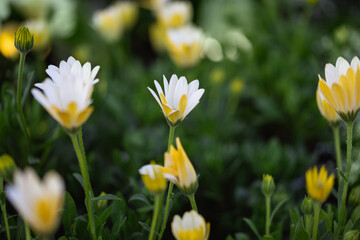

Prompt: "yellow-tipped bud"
[0,154,16,183]
[139,163,167,195]
[305,165,334,203]
[262,174,275,197]
[14,27,34,54]
[301,196,313,215]
[96,192,108,211]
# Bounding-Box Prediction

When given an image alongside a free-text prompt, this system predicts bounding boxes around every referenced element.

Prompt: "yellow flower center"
[36,198,53,223]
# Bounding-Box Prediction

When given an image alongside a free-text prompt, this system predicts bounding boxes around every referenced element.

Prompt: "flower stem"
[188,194,198,212]
[0,178,10,240]
[78,128,94,197]
[338,121,353,231]
[24,220,31,240]
[265,195,271,235]
[17,52,30,142]
[70,133,97,240]
[167,126,176,151]
[332,125,342,186]
[149,196,161,240]
[312,202,321,240]
[305,214,311,236]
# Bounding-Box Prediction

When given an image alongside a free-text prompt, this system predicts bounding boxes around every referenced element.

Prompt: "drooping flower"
[317,56,360,122]
[166,25,204,68]
[305,165,334,203]
[316,88,341,125]
[171,210,210,240]
[161,137,198,195]
[6,168,65,235]
[31,56,100,132]
[148,74,204,126]
[139,163,167,195]
[157,1,192,28]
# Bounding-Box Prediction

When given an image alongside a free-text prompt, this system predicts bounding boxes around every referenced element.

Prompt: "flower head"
[31,56,100,132]
[171,210,210,240]
[6,168,65,235]
[93,5,124,42]
[148,74,204,126]
[161,137,198,195]
[316,88,341,125]
[113,2,138,29]
[157,1,192,28]
[317,56,360,122]
[261,174,275,197]
[139,163,167,195]
[166,25,204,68]
[305,165,334,203]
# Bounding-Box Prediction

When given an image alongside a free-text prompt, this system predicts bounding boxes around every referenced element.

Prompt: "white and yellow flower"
[161,137,198,195]
[148,74,204,126]
[6,168,65,235]
[318,56,360,122]
[157,1,192,28]
[172,210,210,240]
[31,56,100,132]
[93,5,124,42]
[166,25,204,68]
[139,163,167,195]
[316,88,341,125]
[113,1,138,29]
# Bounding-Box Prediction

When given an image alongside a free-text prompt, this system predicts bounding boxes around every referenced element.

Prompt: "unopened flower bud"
[301,196,313,215]
[0,154,16,183]
[14,27,34,54]
[262,174,275,197]
[96,192,108,211]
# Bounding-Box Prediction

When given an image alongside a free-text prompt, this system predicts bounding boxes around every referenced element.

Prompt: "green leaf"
[269,199,288,225]
[338,169,348,183]
[128,193,151,206]
[234,233,250,240]
[100,206,113,223]
[320,209,332,231]
[111,216,126,238]
[243,218,262,240]
[92,194,122,201]
[319,231,334,240]
[289,209,300,225]
[295,218,309,240]
[62,192,77,235]
[262,234,275,240]
[73,173,84,190]
[138,221,151,232]
[344,219,353,234]
[57,237,68,240]
[351,205,360,223]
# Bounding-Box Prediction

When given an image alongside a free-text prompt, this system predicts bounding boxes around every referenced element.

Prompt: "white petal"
[351,56,360,72]
[336,57,350,76]
[31,89,51,109]
[163,75,169,98]
[325,64,339,87]
[154,80,164,97]
[91,66,100,80]
[187,80,199,96]
[167,74,179,107]
[148,87,163,109]
[183,89,204,118]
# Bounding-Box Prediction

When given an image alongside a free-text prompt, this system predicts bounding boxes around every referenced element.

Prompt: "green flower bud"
[344,230,360,240]
[96,192,108,211]
[301,196,313,215]
[0,154,16,183]
[14,27,34,54]
[262,174,275,197]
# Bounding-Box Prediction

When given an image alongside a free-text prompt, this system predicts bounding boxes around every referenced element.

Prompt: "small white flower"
[171,210,210,240]
[148,74,205,126]
[166,25,204,68]
[93,5,123,42]
[157,1,192,28]
[6,168,65,235]
[31,56,99,132]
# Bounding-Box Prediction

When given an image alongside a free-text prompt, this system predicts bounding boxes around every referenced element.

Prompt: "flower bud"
[96,192,108,211]
[301,196,313,215]
[14,27,34,54]
[139,163,167,195]
[262,174,275,197]
[0,154,16,183]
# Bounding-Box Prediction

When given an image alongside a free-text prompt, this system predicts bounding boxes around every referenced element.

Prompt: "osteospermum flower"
[166,25,204,68]
[157,1,192,28]
[139,163,167,195]
[318,56,360,122]
[6,168,65,235]
[316,88,341,125]
[306,165,334,203]
[161,137,198,195]
[172,210,210,240]
[148,74,204,126]
[93,5,123,42]
[31,56,100,132]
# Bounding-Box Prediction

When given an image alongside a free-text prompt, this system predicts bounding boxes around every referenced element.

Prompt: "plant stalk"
[332,125,342,186]
[265,195,271,235]
[17,52,30,142]
[312,202,321,240]
[149,196,161,240]
[188,194,198,212]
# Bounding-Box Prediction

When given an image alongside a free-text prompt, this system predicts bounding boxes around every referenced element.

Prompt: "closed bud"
[96,192,108,211]
[262,174,275,197]
[14,27,34,54]
[301,196,313,215]
[139,163,167,195]
[0,154,16,183]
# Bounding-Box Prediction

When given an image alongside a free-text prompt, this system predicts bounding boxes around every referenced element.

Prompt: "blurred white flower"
[6,168,65,235]
[24,19,50,50]
[32,56,100,131]
[172,210,210,240]
[157,1,192,28]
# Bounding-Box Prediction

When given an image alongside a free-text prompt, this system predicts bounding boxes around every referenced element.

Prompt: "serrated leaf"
[269,199,288,225]
[92,194,121,201]
[243,218,262,240]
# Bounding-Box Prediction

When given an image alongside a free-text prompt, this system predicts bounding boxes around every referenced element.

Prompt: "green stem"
[312,202,321,240]
[17,52,30,142]
[338,121,354,231]
[0,178,10,240]
[188,194,198,212]
[149,196,161,240]
[70,133,97,240]
[265,196,271,235]
[333,125,342,186]
[305,214,311,237]
[25,220,31,240]
[167,126,176,151]
[78,128,94,197]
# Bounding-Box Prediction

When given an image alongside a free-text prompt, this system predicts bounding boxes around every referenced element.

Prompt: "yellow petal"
[331,83,347,113]
[318,80,337,111]
[178,94,188,118]
[355,67,360,109]
[168,110,180,124]
[76,106,94,127]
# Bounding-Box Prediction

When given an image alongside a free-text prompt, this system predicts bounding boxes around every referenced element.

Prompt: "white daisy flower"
[148,74,205,126]
[157,1,192,28]
[171,210,210,240]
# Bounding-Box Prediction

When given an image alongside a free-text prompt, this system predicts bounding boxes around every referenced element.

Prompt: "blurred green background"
[1,0,360,239]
